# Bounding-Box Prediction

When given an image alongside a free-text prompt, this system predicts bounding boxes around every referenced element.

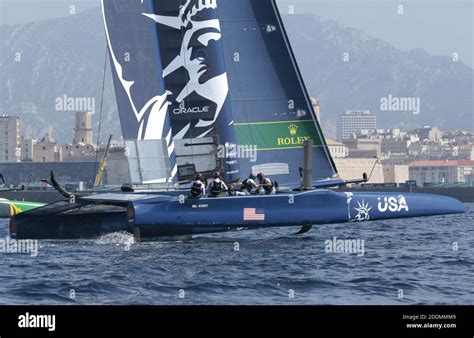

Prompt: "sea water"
[0,204,472,305]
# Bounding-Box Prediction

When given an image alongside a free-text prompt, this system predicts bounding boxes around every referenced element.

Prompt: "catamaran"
[10,0,465,240]
[0,175,45,218]
[0,199,44,218]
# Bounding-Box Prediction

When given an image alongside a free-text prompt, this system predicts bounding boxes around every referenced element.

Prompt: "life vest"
[210,180,223,196]
[190,181,204,197]
[241,179,254,192]
[263,178,274,194]
[228,185,237,196]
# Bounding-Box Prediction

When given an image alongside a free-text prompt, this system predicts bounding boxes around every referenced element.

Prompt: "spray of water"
[95,232,135,247]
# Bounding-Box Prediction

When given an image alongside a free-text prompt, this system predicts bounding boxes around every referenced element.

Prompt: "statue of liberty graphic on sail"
[142,0,232,140]
[102,0,174,142]
[102,0,238,182]
[102,0,180,183]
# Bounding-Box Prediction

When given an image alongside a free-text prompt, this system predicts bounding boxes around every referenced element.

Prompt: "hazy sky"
[278,0,473,67]
[0,0,472,67]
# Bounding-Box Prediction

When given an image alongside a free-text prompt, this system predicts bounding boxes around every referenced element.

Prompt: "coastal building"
[20,137,36,162]
[465,174,474,187]
[33,134,62,162]
[335,157,409,184]
[0,114,21,163]
[63,111,96,161]
[73,111,93,145]
[310,97,321,122]
[62,143,95,161]
[334,158,383,183]
[343,138,381,158]
[383,165,409,184]
[326,138,347,158]
[413,126,442,142]
[408,141,473,161]
[443,130,474,144]
[338,110,376,140]
[409,160,474,186]
[464,145,474,160]
[381,138,410,156]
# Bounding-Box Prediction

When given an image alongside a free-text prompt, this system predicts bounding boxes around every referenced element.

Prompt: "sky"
[277,0,473,68]
[0,0,98,24]
[0,0,473,67]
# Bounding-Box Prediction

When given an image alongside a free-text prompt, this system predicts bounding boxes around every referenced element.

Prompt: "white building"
[381,138,410,155]
[338,110,376,140]
[62,142,95,161]
[465,174,474,186]
[0,114,21,163]
[33,134,62,162]
[409,160,474,186]
[20,137,36,162]
[73,111,93,145]
[413,126,443,141]
[310,97,321,122]
[326,138,347,158]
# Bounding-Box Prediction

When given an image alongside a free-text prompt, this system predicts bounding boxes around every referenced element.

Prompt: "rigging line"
[214,3,240,174]
[179,0,194,158]
[93,44,109,184]
[214,6,234,122]
[272,1,338,177]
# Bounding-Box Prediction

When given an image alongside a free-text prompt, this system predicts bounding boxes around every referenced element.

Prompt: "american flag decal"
[243,208,265,221]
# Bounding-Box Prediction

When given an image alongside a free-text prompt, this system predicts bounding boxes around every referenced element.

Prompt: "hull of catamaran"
[10,190,465,240]
[0,198,44,218]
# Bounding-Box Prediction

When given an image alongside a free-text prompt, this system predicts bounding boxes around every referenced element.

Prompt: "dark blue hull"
[11,190,466,240]
[12,209,128,240]
[130,190,466,235]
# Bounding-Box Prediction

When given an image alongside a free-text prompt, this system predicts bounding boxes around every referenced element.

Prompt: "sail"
[103,0,338,186]
[102,0,177,184]
[217,0,339,185]
[142,0,240,181]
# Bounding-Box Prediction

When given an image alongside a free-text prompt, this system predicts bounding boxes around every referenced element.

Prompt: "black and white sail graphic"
[143,0,240,181]
[103,0,338,186]
[102,0,178,184]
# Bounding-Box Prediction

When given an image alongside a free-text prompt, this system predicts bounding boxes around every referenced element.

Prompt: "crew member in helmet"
[240,174,258,195]
[257,173,276,195]
[190,173,206,198]
[208,171,228,197]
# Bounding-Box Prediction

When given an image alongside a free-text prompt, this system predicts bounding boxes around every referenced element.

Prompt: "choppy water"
[0,205,472,305]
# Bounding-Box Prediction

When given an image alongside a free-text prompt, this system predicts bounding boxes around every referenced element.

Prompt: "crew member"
[208,171,228,197]
[240,174,258,195]
[190,173,206,198]
[257,173,276,195]
[229,183,246,196]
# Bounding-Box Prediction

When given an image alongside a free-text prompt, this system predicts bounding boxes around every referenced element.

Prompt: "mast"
[94,134,113,188]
